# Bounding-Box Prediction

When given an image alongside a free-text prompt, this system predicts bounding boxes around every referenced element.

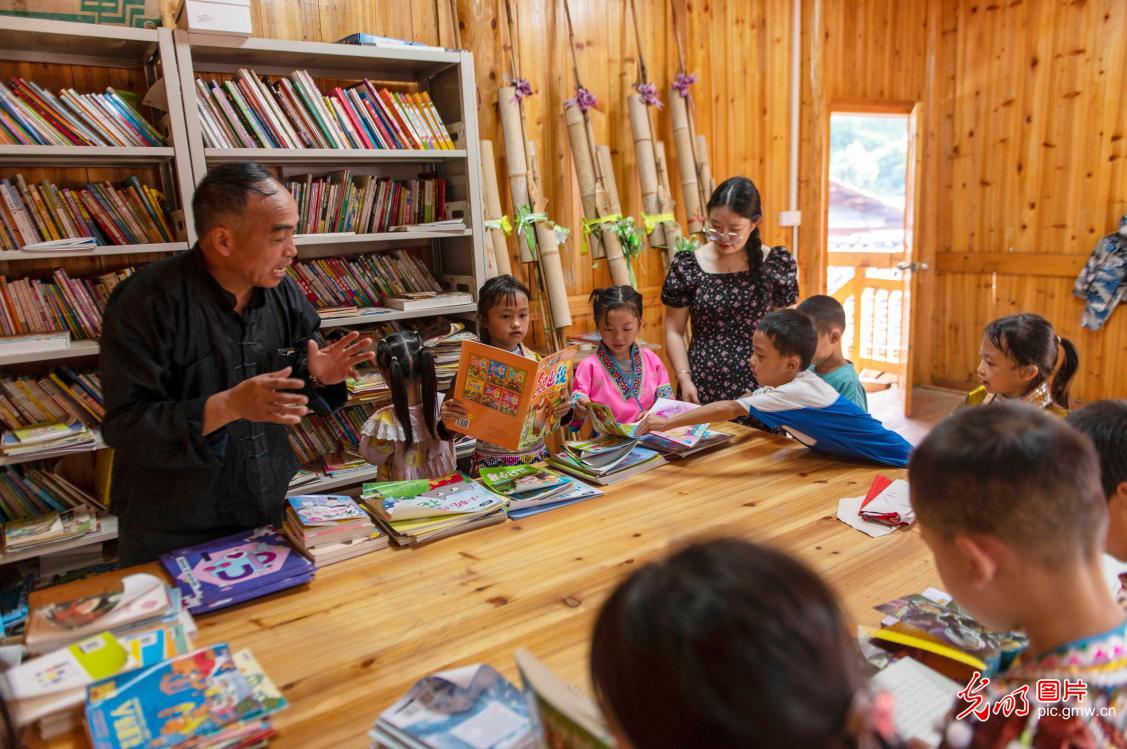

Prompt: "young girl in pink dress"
[571,286,674,427]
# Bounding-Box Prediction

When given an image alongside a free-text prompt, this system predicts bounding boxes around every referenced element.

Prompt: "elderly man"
[100,161,374,564]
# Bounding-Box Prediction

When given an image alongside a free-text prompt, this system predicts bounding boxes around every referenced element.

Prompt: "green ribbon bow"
[674,234,701,254]
[580,213,623,255]
[642,212,676,235]
[514,204,547,255]
[612,216,644,287]
[483,215,513,235]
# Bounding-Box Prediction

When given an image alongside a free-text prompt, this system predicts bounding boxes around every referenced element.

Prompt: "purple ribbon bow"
[672,71,697,98]
[565,87,598,112]
[635,82,663,108]
[512,78,533,102]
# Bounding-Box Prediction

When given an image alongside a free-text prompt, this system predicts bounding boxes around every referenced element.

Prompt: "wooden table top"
[33,426,940,748]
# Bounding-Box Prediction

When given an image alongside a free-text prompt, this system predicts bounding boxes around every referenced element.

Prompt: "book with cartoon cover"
[478,465,570,497]
[286,494,366,526]
[362,473,505,521]
[159,527,315,614]
[449,341,578,451]
[85,644,264,749]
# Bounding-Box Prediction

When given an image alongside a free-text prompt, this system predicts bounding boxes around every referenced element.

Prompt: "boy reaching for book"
[358,331,459,480]
[797,294,868,411]
[910,403,1127,747]
[570,286,674,426]
[635,309,912,467]
[1066,400,1127,604]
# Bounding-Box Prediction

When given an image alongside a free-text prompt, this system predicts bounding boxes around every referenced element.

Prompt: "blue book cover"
[159,527,315,615]
[85,644,263,749]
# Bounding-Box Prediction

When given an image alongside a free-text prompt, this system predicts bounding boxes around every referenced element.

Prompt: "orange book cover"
[449,342,578,451]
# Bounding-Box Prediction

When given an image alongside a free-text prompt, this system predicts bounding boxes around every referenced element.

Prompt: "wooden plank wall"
[163,0,793,352]
[151,0,1126,400]
[929,0,1127,400]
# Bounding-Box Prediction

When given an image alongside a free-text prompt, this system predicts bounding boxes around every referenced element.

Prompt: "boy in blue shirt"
[636,309,911,467]
[797,294,868,411]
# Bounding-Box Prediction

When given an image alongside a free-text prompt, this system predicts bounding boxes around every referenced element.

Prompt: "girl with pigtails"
[357,331,462,480]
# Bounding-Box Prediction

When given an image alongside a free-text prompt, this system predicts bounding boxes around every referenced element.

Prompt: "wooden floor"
[32,424,942,749]
[869,385,963,445]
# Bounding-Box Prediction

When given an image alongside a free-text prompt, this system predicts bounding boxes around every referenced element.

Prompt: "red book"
[331,88,374,149]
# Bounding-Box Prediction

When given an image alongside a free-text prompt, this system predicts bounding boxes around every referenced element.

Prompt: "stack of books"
[283,494,387,566]
[287,171,446,234]
[360,473,507,546]
[0,79,163,147]
[0,175,174,250]
[0,368,104,432]
[0,267,134,338]
[160,527,316,615]
[85,644,286,749]
[286,248,443,310]
[1,466,106,551]
[3,571,196,734]
[640,428,733,459]
[479,465,604,520]
[548,437,666,486]
[287,402,376,467]
[0,421,96,460]
[195,68,454,150]
[417,320,477,387]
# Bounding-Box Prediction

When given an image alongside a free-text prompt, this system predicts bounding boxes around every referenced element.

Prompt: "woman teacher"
[661,176,798,425]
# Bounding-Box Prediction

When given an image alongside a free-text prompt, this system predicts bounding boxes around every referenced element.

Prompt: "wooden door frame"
[820,99,921,415]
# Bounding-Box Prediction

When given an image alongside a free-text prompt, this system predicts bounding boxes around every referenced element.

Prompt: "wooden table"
[36,426,940,748]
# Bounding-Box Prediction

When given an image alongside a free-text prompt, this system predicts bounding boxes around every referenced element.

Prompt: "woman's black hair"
[984,313,1080,409]
[590,538,859,749]
[375,331,438,448]
[476,274,531,345]
[589,285,643,325]
[707,176,765,276]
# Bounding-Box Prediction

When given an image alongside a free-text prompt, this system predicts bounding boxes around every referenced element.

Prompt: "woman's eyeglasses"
[703,227,746,244]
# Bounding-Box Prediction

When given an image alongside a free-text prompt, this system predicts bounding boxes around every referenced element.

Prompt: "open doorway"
[823,105,925,416]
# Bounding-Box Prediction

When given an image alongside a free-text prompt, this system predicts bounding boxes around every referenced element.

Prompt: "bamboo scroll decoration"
[669,0,714,235]
[479,139,512,278]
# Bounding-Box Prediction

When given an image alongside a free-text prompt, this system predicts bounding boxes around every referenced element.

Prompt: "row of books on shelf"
[287,401,376,467]
[0,267,132,339]
[0,175,175,251]
[195,69,455,151]
[0,464,106,552]
[0,79,163,148]
[339,320,476,405]
[0,368,103,433]
[289,248,469,313]
[286,170,446,234]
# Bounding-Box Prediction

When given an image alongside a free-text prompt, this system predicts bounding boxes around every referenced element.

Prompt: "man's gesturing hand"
[307,331,376,386]
[224,367,309,425]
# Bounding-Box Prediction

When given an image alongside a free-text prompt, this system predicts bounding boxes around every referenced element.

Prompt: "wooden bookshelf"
[0,145,176,167]
[0,339,100,367]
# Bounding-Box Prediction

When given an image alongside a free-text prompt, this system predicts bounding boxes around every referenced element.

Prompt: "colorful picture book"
[478,465,571,501]
[160,527,316,614]
[450,342,579,452]
[2,508,97,553]
[0,266,134,338]
[85,644,282,749]
[286,248,444,312]
[194,69,454,150]
[0,368,104,432]
[514,649,613,749]
[282,494,387,566]
[1,421,95,459]
[0,79,163,147]
[506,475,603,520]
[360,474,507,546]
[586,398,709,449]
[24,572,170,654]
[0,175,173,250]
[287,170,447,234]
[869,588,1027,674]
[639,428,733,459]
[548,440,666,486]
[372,664,533,749]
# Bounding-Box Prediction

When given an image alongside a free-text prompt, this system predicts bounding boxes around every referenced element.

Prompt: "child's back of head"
[376,331,437,447]
[1067,399,1127,559]
[590,538,860,749]
[797,294,847,336]
[909,402,1108,630]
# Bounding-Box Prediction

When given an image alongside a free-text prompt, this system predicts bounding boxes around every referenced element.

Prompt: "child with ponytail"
[358,331,461,480]
[964,313,1080,415]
